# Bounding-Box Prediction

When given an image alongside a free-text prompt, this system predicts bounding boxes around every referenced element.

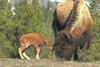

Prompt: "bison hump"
[56,1,74,24]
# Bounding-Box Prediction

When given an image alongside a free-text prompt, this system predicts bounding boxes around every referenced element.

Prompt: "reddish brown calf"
[18,32,53,60]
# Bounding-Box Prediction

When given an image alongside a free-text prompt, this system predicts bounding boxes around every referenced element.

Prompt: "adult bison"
[52,0,93,61]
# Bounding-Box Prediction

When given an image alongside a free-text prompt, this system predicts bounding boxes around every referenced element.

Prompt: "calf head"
[46,42,53,51]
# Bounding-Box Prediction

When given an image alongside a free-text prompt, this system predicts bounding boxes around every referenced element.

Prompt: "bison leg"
[71,52,78,61]
[71,53,74,61]
[80,41,89,61]
[74,49,79,61]
[71,49,79,61]
[35,47,40,60]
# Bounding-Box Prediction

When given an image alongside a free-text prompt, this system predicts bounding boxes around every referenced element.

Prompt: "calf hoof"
[20,57,24,60]
[36,57,40,60]
[27,58,31,60]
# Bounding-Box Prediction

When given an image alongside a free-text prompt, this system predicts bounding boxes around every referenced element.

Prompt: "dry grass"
[0,58,100,67]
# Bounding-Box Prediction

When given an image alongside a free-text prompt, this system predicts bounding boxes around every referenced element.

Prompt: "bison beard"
[52,0,93,61]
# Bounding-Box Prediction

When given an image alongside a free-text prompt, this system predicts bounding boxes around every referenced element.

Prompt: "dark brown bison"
[52,0,93,61]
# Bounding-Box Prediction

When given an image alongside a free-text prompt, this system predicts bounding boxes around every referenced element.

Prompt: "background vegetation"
[0,0,99,61]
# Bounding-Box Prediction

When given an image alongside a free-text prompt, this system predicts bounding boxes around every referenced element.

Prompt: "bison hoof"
[79,57,88,62]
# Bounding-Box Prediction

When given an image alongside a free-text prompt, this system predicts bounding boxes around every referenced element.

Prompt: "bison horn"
[65,32,70,39]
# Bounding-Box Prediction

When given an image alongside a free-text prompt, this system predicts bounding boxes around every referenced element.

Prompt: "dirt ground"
[0,58,100,67]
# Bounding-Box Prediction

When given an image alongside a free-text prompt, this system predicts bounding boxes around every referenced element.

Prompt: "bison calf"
[18,32,53,60]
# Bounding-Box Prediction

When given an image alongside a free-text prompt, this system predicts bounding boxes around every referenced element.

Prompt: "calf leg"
[22,52,31,60]
[18,47,24,59]
[35,47,40,60]
[18,43,30,60]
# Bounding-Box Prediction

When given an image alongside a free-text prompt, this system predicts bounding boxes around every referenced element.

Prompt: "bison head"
[53,31,78,60]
